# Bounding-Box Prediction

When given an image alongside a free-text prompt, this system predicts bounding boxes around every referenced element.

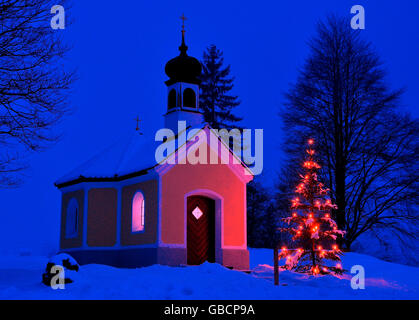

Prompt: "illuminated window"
[183,88,196,108]
[66,198,79,238]
[132,191,145,232]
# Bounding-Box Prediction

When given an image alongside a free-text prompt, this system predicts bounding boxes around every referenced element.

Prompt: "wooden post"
[274,247,279,286]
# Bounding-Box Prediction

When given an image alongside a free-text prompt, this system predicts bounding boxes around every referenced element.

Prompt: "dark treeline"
[246,16,419,251]
[199,17,419,251]
[278,15,418,250]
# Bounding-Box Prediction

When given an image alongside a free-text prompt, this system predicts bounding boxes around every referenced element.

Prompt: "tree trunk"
[274,247,279,285]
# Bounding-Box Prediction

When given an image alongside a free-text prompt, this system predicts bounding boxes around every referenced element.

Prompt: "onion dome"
[165,29,202,85]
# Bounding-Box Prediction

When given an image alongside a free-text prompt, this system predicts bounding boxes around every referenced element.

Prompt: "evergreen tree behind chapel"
[199,45,242,129]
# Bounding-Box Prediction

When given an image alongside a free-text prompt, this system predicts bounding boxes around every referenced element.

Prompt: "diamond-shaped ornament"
[192,206,203,220]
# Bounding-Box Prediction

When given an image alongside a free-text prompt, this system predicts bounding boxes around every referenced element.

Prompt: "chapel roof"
[54,125,253,189]
[54,130,161,188]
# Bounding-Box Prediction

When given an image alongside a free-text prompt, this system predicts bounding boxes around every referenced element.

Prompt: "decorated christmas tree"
[279,139,345,275]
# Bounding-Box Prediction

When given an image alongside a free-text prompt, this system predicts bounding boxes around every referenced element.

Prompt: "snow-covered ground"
[0,249,417,299]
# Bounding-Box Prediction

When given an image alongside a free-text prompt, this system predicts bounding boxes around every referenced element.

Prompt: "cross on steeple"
[135,116,143,135]
[179,14,188,55]
[180,13,187,36]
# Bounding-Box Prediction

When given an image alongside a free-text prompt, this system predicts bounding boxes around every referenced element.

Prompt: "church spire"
[164,14,201,86]
[179,13,188,56]
[163,15,204,130]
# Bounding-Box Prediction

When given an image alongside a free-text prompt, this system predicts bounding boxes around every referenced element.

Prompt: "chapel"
[55,22,253,270]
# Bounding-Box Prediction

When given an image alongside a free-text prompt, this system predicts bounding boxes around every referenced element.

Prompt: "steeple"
[163,15,204,131]
[179,13,188,56]
[165,15,201,86]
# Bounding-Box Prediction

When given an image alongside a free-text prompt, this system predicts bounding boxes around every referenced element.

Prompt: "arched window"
[132,191,145,232]
[66,198,79,238]
[183,88,196,108]
[168,89,177,110]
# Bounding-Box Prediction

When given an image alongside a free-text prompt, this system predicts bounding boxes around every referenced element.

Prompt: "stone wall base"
[221,249,250,270]
[61,247,249,270]
[61,248,157,268]
[157,247,187,266]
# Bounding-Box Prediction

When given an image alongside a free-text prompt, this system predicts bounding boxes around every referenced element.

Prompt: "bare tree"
[280,15,419,249]
[0,0,75,186]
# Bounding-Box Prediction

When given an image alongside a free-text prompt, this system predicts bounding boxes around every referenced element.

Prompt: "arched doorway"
[187,195,215,265]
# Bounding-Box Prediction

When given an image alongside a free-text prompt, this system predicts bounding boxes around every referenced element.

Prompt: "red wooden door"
[187,196,215,265]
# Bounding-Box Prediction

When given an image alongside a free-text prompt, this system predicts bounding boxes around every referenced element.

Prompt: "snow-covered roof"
[55,124,253,188]
[55,130,161,187]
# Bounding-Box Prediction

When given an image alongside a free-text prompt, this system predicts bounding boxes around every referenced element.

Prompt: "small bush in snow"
[42,253,79,287]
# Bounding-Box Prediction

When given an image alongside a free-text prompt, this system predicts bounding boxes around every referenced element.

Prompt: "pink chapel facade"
[55,31,253,270]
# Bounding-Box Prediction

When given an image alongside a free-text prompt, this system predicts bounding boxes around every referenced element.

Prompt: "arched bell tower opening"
[183,88,196,109]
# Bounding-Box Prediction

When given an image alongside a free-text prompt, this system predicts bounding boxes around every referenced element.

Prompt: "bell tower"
[164,15,204,132]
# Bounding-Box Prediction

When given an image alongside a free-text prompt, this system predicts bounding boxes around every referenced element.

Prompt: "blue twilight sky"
[0,0,417,254]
